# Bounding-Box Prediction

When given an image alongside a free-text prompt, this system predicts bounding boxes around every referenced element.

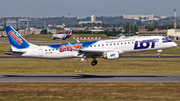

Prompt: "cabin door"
[38,49,43,56]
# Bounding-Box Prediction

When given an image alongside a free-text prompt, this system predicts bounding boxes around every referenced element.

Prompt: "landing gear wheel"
[91,60,98,66]
[157,50,162,58]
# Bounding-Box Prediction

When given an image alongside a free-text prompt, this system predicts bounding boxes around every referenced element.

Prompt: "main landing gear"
[157,50,162,58]
[91,59,98,66]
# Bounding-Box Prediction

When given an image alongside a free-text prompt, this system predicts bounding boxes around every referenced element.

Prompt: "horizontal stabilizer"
[4,50,25,55]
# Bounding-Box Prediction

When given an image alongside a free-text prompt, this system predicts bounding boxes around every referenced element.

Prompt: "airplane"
[4,26,177,66]
[52,28,72,40]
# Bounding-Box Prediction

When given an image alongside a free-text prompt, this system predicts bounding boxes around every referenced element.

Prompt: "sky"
[0,0,180,18]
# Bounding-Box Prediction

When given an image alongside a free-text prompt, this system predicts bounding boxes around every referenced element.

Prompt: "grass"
[0,43,11,56]
[174,41,180,45]
[0,82,180,101]
[23,34,110,42]
[0,58,180,74]
[0,34,110,43]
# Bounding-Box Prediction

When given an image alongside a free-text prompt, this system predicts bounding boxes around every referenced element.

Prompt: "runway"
[0,74,180,82]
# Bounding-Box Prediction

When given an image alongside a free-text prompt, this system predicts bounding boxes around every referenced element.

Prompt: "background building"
[91,15,96,21]
[6,20,18,29]
[167,29,180,37]
[18,18,30,30]
[79,15,102,24]
[123,14,162,21]
[4,18,38,30]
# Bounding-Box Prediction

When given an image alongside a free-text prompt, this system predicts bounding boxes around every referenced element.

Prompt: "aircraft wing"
[78,49,124,59]
[68,42,123,58]
[78,49,104,56]
[79,49,123,54]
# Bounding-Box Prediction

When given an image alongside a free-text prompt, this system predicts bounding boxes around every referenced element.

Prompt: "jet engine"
[103,51,120,60]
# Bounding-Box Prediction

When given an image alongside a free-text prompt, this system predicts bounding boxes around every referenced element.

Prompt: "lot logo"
[110,54,116,57]
[8,31,23,45]
[59,43,82,52]
[134,39,158,50]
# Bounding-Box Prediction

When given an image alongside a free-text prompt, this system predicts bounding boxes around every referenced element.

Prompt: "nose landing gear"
[157,50,162,58]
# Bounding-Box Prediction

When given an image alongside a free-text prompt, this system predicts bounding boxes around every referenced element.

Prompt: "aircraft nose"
[172,42,177,47]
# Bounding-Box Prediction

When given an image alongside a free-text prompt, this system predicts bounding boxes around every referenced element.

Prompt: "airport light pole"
[92,23,93,34]
[157,26,158,36]
[157,23,159,36]
[174,9,177,34]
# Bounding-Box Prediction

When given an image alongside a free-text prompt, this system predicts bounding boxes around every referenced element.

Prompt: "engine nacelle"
[104,51,120,60]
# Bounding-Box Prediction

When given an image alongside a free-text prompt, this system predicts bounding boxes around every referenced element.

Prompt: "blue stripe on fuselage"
[48,41,97,50]
[163,40,172,43]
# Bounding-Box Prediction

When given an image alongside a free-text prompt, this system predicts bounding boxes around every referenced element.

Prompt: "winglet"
[68,42,80,51]
[76,39,80,43]
[70,28,72,31]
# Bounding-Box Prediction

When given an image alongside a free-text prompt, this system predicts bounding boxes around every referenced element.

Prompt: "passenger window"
[98,45,100,47]
[102,44,104,46]
[94,45,96,47]
[117,43,119,45]
[45,49,47,51]
[49,49,51,51]
[114,43,116,45]
[106,44,108,46]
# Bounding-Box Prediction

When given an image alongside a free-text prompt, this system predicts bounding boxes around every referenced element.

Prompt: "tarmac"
[0,74,180,82]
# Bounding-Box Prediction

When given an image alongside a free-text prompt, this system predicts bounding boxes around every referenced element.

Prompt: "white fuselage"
[21,36,177,59]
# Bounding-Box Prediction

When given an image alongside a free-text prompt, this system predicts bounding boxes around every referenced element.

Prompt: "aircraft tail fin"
[5,26,38,51]
[65,28,72,38]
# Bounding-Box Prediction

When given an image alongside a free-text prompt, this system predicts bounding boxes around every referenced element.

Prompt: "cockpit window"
[162,38,169,41]
[165,37,169,40]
